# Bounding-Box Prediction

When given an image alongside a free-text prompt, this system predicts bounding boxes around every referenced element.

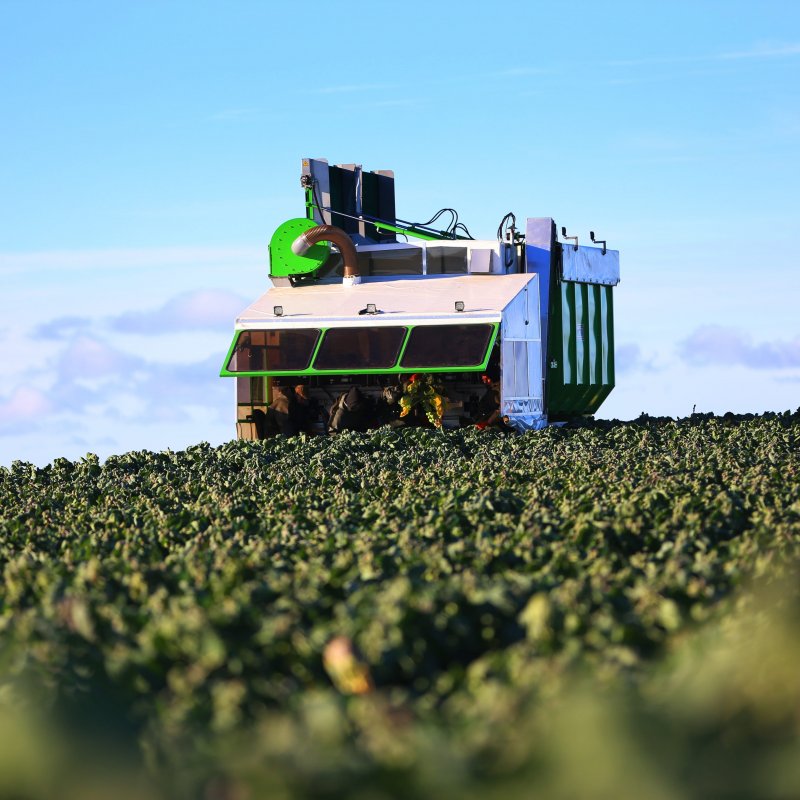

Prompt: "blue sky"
[1,0,798,466]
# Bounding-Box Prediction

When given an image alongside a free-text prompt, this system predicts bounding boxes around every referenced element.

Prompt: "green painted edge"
[269,218,331,278]
[220,332,241,377]
[219,323,499,378]
[395,327,412,364]
[219,329,322,376]
[371,220,443,242]
[304,187,315,221]
[399,322,498,371]
[307,328,326,365]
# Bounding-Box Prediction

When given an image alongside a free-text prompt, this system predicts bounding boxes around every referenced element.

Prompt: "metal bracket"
[561,226,578,251]
[590,231,607,255]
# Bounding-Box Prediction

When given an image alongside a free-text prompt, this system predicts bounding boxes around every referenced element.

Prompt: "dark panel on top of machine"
[361,169,396,243]
[327,165,360,236]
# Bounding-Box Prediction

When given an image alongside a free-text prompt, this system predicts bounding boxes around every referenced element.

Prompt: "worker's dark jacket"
[328,387,372,433]
[265,389,298,437]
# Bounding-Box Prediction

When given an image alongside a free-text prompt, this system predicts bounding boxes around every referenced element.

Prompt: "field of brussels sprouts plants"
[1,411,799,799]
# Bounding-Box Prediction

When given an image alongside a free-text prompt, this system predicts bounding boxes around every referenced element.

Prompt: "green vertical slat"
[591,284,601,385]
[580,284,595,411]
[579,284,596,410]
[583,283,591,386]
[600,287,609,385]
[586,283,593,386]
[574,283,584,386]
[606,286,615,387]
[582,284,603,413]
[573,283,587,414]
[565,282,575,385]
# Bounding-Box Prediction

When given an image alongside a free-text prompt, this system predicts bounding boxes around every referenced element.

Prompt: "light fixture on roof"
[454,300,465,312]
[273,305,284,317]
[359,303,379,316]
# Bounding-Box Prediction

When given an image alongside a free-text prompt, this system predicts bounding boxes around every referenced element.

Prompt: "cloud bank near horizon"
[2,288,244,437]
[110,289,248,334]
[679,326,800,370]
[35,288,249,341]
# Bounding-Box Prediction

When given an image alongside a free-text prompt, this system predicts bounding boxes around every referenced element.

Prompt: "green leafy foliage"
[0,411,798,799]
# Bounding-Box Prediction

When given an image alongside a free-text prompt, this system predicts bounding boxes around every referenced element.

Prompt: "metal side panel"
[525,218,556,393]
[500,279,544,429]
[561,245,620,285]
[546,281,615,419]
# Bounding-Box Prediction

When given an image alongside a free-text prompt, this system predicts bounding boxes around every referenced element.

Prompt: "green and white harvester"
[221,158,620,437]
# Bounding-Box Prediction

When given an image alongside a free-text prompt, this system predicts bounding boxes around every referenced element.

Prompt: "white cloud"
[604,41,800,68]
[110,289,249,334]
[35,316,93,341]
[0,246,263,276]
[678,326,800,369]
[616,343,659,375]
[46,336,228,423]
[56,335,141,380]
[0,386,53,428]
[29,289,247,341]
[718,42,800,60]
[135,355,231,423]
[0,284,246,449]
[0,296,234,442]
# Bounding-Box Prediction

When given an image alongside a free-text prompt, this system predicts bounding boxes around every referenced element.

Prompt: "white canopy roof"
[235,274,539,329]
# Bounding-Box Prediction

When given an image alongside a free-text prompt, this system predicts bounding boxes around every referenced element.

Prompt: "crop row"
[0,411,798,798]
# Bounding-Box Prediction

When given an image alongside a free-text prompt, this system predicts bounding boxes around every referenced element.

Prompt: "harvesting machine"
[221,158,620,437]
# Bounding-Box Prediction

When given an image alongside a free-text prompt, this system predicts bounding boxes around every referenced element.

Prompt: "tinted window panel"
[227,329,319,372]
[426,246,468,275]
[400,324,493,368]
[314,327,407,370]
[368,248,423,276]
[323,248,423,277]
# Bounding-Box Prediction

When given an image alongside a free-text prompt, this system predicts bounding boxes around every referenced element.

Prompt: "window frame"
[219,322,499,377]
[312,325,409,371]
[399,323,496,370]
[223,328,322,374]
